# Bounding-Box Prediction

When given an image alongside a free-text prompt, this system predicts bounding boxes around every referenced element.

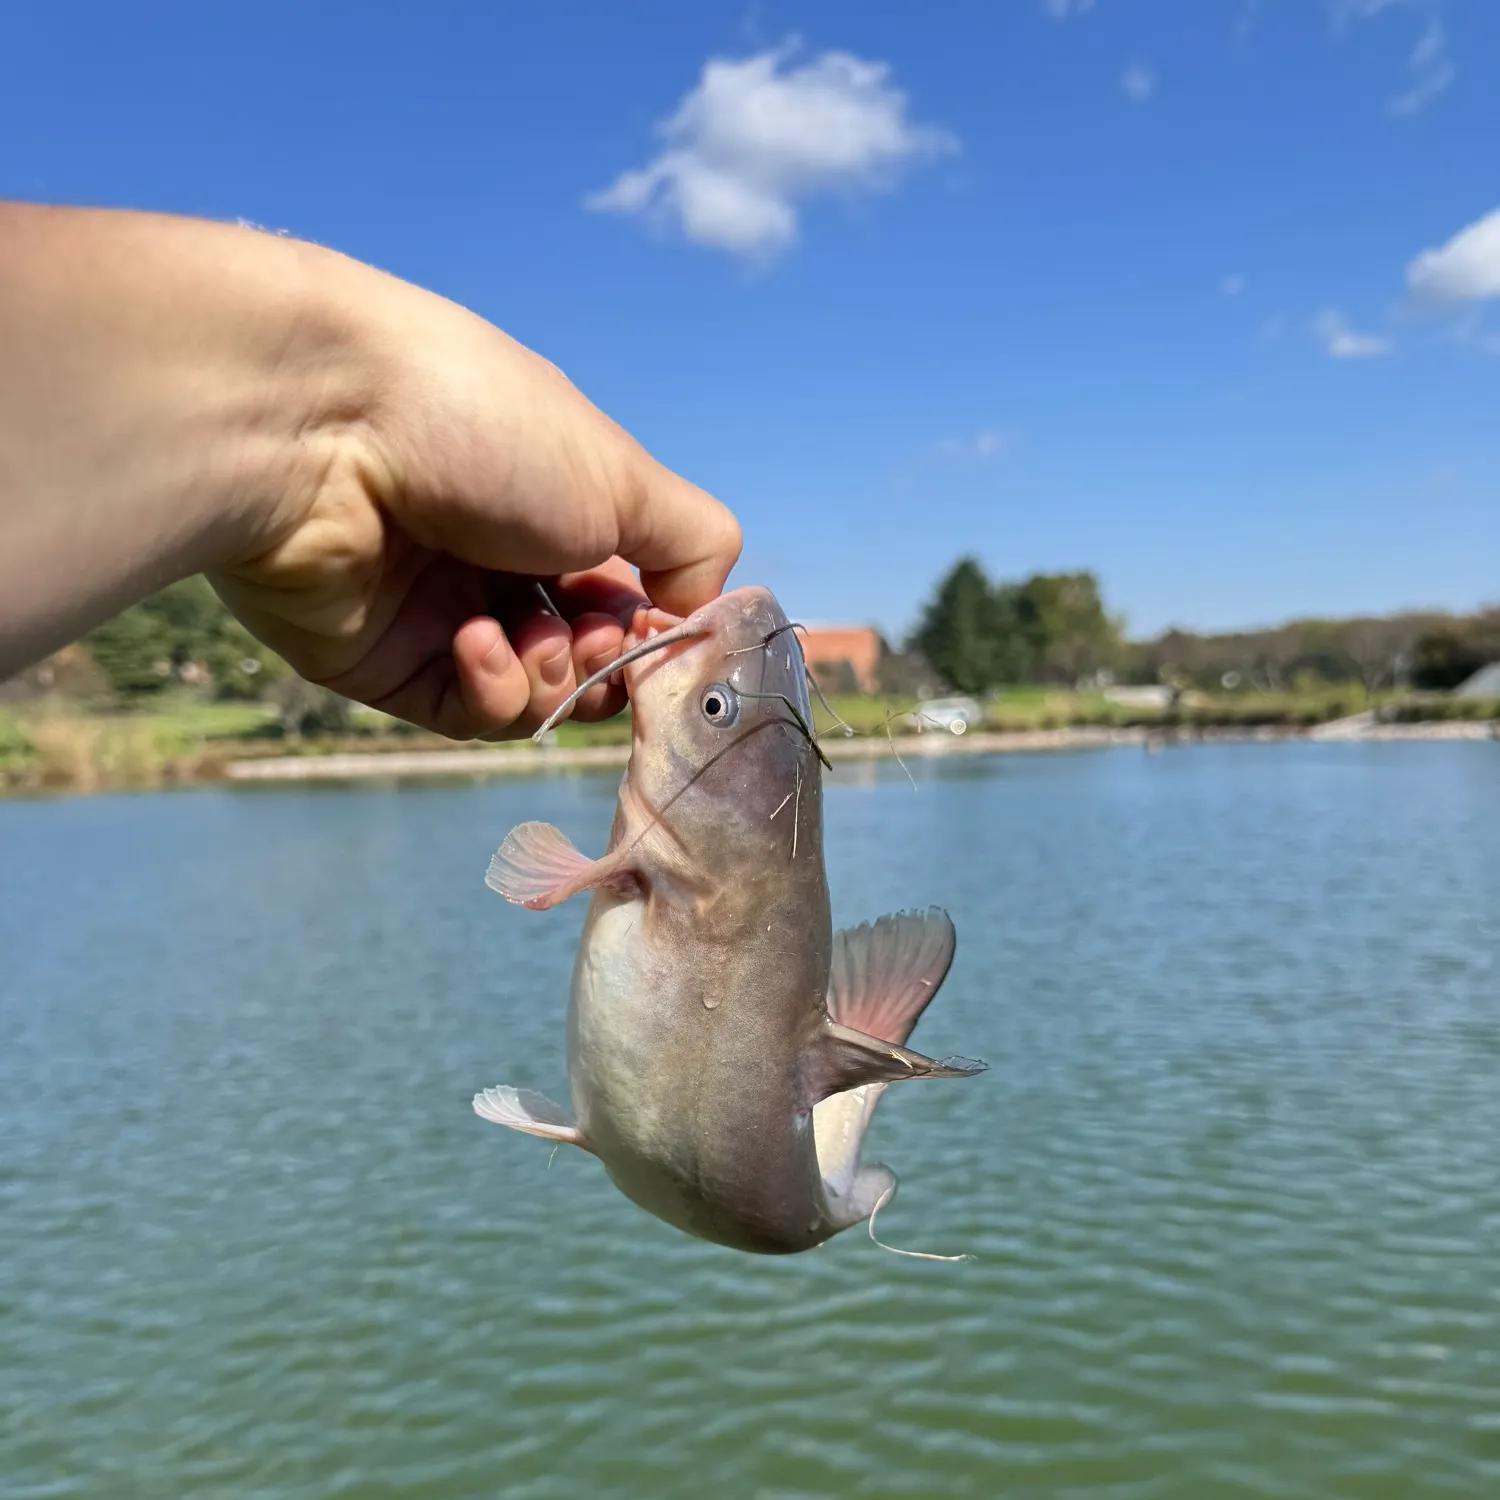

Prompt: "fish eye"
[700,683,740,727]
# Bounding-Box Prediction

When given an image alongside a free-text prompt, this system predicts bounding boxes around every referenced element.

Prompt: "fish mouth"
[530,587,802,743]
[530,608,711,740]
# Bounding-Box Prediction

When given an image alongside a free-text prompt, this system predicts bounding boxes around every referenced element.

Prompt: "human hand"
[211,249,740,740]
[0,205,739,736]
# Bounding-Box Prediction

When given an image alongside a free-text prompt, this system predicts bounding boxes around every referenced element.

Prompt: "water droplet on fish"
[702,993,721,1010]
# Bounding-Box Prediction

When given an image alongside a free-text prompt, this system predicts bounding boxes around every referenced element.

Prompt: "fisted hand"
[0,204,741,736]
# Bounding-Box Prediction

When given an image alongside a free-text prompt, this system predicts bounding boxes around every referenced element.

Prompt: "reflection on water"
[2,743,1498,1499]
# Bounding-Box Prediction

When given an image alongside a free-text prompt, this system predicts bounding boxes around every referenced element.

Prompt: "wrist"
[0,206,381,672]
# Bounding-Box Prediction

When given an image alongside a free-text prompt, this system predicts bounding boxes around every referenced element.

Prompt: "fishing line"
[867,1186,974,1264]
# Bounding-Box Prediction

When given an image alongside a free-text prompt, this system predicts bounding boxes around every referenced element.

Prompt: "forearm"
[0,204,355,676]
[0,202,740,739]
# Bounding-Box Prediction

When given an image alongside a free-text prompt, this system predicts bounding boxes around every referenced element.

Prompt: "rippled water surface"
[3,743,1499,1499]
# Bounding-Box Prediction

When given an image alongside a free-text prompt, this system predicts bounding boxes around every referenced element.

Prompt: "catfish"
[473,585,984,1256]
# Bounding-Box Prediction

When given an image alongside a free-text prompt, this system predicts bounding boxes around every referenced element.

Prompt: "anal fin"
[472,1085,590,1152]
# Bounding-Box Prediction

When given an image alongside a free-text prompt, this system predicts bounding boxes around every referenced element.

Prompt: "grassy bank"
[2,688,1495,797]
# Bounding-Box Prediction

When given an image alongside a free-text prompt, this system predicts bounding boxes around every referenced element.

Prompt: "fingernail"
[539,646,571,688]
[585,649,617,677]
[482,630,515,673]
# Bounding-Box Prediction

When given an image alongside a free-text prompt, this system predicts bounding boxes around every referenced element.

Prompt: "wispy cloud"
[1120,63,1156,103]
[1406,206,1500,303]
[1332,0,1455,117]
[1221,274,1247,298]
[585,41,956,261]
[1044,0,1097,17]
[892,427,1017,489]
[1233,0,1263,49]
[1257,313,1287,345]
[1389,19,1455,114]
[1439,309,1500,356]
[1314,309,1391,359]
[935,428,1015,462]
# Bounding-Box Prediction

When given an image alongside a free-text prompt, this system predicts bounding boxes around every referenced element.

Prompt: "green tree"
[910,558,1006,695]
[84,577,284,700]
[1016,571,1121,684]
[989,583,1040,683]
[85,603,176,695]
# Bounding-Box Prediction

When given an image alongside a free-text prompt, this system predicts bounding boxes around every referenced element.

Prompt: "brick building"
[799,627,886,694]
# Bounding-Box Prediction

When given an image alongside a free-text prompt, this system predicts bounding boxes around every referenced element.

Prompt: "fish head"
[619,586,823,857]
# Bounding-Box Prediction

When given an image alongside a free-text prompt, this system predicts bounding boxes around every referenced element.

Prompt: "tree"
[1410,619,1499,690]
[83,578,284,700]
[910,558,1010,695]
[1016,572,1121,684]
[1342,616,1426,695]
[989,583,1040,683]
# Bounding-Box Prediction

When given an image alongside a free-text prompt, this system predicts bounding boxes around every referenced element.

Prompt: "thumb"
[613,442,743,617]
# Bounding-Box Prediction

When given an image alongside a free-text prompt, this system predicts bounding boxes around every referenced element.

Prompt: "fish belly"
[567,898,833,1253]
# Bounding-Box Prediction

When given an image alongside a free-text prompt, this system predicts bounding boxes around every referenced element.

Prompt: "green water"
[3,743,1498,1498]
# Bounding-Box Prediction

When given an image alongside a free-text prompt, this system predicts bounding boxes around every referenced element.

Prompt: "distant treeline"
[910,557,1500,695]
[4,577,357,736]
[6,563,1497,710]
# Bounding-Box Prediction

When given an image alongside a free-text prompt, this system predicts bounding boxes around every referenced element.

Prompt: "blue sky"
[3,1,1497,639]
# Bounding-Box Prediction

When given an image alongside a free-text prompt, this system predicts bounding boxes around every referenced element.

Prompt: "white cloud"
[585,43,956,259]
[1406,207,1500,303]
[1120,63,1156,102]
[1045,0,1097,17]
[1314,309,1391,359]
[1221,274,1247,297]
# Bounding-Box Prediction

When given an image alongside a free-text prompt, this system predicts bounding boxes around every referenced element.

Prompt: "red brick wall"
[800,628,884,693]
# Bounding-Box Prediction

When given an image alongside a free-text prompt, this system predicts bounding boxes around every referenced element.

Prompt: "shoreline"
[223,717,1497,784]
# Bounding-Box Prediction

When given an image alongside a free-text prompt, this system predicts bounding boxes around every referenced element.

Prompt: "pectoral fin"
[472,1085,590,1151]
[485,822,640,910]
[827,908,957,1046]
[805,1020,986,1110]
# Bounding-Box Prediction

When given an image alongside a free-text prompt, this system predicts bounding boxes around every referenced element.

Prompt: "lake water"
[2,743,1498,1499]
